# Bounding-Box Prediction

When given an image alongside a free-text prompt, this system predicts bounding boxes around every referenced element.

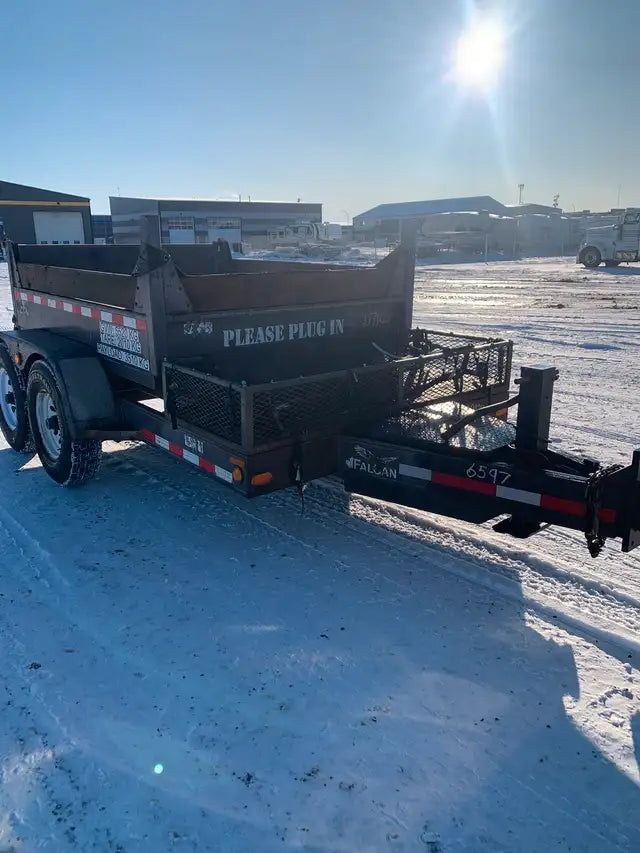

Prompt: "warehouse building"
[0,180,91,244]
[91,214,113,244]
[353,196,508,241]
[110,196,322,249]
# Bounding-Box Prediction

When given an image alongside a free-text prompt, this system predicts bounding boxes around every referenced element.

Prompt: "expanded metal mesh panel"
[164,365,242,444]
[252,369,399,447]
[367,402,516,451]
[401,344,508,406]
[163,334,512,453]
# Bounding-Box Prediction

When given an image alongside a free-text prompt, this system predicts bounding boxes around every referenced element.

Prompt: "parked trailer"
[1,238,638,557]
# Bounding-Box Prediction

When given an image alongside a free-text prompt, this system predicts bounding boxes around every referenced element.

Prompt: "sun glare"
[453,20,506,91]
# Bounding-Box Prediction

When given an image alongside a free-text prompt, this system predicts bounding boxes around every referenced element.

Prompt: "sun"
[453,20,506,91]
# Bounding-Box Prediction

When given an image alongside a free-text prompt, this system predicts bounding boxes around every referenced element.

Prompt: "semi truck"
[578,208,640,267]
[1,231,638,558]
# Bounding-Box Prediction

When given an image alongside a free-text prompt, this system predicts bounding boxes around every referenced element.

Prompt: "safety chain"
[584,464,623,558]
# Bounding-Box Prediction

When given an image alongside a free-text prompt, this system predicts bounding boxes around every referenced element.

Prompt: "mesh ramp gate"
[163,331,511,453]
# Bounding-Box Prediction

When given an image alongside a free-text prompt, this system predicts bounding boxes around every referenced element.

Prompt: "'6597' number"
[466,462,511,485]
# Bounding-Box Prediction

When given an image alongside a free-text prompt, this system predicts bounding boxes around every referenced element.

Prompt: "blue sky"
[2,0,640,219]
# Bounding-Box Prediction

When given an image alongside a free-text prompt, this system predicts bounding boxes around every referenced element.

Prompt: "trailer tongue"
[1,237,638,558]
[341,365,640,558]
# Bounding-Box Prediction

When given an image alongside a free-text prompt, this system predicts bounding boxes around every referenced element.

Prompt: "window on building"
[206,218,241,229]
[165,216,194,230]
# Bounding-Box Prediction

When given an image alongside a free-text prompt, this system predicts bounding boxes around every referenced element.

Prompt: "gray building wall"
[353,196,508,242]
[110,196,322,247]
[0,180,91,243]
[91,214,114,243]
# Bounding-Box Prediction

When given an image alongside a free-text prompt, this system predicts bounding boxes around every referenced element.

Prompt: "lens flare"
[453,20,506,91]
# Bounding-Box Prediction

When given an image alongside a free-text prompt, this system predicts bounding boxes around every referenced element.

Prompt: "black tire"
[605,260,621,267]
[0,345,34,453]
[26,361,102,487]
[581,246,602,268]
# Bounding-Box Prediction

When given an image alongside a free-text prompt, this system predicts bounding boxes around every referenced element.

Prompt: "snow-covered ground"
[0,257,639,852]
[239,244,388,265]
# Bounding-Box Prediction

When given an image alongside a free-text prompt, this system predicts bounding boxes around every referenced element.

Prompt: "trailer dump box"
[3,239,511,490]
[1,238,637,557]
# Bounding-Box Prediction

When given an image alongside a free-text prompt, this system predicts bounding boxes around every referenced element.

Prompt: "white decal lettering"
[184,320,214,336]
[97,343,150,371]
[184,434,204,455]
[99,321,142,354]
[345,456,398,480]
[222,318,344,347]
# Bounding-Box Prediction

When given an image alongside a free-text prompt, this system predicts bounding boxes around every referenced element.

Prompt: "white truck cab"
[578,208,640,267]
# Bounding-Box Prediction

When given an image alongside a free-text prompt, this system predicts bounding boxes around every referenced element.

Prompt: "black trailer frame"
[341,366,640,557]
[1,237,638,557]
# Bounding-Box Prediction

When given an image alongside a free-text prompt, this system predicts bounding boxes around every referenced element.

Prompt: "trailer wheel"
[27,361,101,487]
[0,346,34,453]
[581,246,602,268]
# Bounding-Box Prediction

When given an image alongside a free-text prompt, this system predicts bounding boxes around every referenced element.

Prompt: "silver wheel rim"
[35,390,62,460]
[585,250,598,265]
[0,367,18,431]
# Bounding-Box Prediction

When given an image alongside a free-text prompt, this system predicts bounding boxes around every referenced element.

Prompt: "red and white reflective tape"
[142,429,234,484]
[398,463,616,523]
[14,289,146,332]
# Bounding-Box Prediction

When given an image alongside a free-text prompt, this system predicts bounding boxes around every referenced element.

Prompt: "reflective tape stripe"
[140,429,234,485]
[14,289,146,331]
[399,463,432,481]
[394,461,616,522]
[496,485,541,506]
[540,494,585,517]
[432,471,496,495]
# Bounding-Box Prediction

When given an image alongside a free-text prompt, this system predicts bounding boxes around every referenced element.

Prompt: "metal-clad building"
[0,180,91,244]
[354,196,508,241]
[91,214,114,244]
[505,203,563,216]
[110,196,323,249]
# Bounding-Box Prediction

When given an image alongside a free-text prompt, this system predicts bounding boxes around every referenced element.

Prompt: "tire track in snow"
[0,511,133,853]
[114,443,640,658]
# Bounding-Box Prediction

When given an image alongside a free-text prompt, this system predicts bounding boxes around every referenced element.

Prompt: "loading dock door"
[33,211,85,244]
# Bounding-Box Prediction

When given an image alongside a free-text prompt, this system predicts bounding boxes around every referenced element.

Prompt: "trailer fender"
[0,330,116,438]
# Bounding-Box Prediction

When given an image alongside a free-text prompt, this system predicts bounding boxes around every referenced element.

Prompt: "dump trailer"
[1,237,638,558]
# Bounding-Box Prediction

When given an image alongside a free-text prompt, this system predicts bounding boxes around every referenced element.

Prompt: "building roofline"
[0,179,89,203]
[109,195,321,205]
[355,195,507,220]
